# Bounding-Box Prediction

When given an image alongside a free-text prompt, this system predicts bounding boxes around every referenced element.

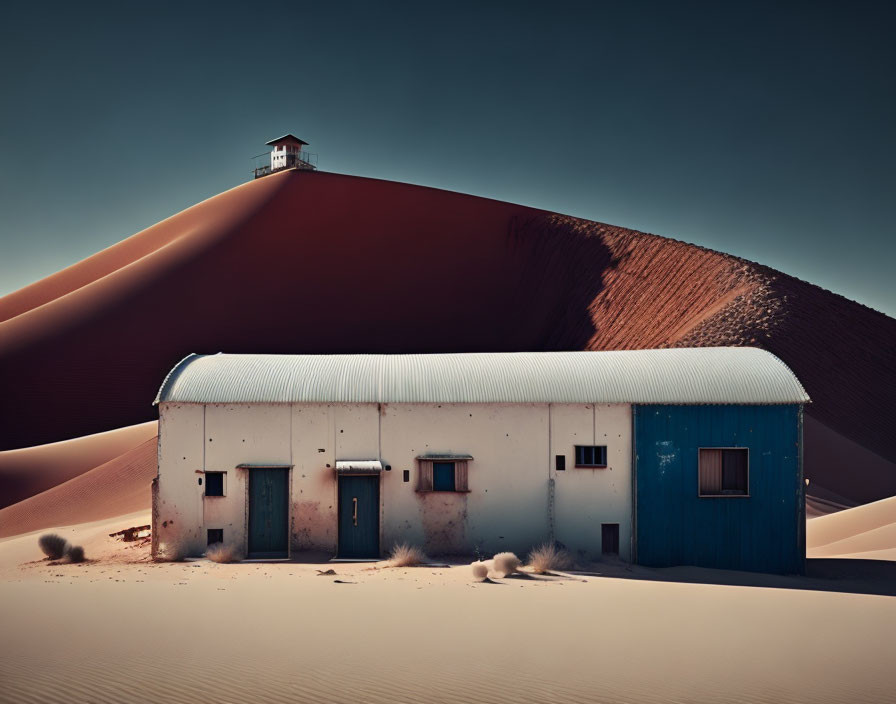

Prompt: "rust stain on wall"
[153,508,190,560]
[419,493,468,555]
[291,499,334,551]
[150,476,160,558]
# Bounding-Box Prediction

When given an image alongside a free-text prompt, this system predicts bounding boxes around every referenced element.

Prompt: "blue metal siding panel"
[635,404,803,574]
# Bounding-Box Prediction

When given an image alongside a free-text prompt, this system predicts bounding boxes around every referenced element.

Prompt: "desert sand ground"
[1,506,895,704]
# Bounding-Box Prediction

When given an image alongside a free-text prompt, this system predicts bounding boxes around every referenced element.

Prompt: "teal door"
[248,468,289,558]
[338,475,380,558]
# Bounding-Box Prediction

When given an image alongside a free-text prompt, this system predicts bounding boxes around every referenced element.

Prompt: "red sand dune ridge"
[517,214,896,501]
[0,421,157,509]
[0,170,893,505]
[0,178,286,326]
[0,437,156,539]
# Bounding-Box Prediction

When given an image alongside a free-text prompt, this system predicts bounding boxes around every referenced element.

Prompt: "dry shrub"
[527,542,572,574]
[471,560,489,581]
[388,542,426,567]
[38,533,69,560]
[493,552,521,577]
[65,545,86,563]
[206,543,240,564]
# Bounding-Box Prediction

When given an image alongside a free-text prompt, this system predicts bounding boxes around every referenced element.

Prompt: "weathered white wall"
[270,145,285,170]
[270,144,307,170]
[380,403,550,556]
[155,403,205,557]
[155,401,632,561]
[289,404,381,552]
[550,404,633,560]
[203,403,292,554]
[290,404,338,551]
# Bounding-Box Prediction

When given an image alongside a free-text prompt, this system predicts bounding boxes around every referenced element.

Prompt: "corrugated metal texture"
[154,348,809,406]
[634,404,804,574]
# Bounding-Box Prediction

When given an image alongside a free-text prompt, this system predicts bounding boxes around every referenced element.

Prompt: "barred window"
[574,445,607,467]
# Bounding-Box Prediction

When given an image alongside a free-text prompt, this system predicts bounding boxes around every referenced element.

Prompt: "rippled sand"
[2,519,895,704]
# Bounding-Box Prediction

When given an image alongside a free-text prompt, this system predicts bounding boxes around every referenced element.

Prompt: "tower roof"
[266,134,309,147]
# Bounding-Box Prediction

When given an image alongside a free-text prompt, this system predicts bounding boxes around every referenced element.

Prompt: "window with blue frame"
[416,458,470,492]
[432,462,456,492]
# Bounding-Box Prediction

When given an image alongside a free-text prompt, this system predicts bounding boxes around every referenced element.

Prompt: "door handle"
[352,497,358,526]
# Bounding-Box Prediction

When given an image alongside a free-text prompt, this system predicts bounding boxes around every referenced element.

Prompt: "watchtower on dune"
[253,134,317,178]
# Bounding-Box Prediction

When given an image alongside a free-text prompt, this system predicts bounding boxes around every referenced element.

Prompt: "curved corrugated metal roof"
[154,348,808,406]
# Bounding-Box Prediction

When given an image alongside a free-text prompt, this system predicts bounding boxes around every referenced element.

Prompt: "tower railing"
[252,151,318,178]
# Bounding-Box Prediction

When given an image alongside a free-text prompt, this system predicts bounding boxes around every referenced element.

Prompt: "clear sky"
[1,1,893,316]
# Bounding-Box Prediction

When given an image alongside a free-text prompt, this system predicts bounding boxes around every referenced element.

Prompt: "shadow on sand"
[570,558,896,597]
[220,551,896,598]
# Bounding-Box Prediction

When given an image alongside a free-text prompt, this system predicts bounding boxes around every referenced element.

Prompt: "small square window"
[417,458,469,492]
[574,445,607,467]
[205,472,224,496]
[432,462,456,492]
[556,455,566,471]
[699,448,748,496]
[207,529,224,545]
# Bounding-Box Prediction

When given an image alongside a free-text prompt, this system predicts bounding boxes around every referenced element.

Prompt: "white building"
[151,349,808,565]
[254,134,316,178]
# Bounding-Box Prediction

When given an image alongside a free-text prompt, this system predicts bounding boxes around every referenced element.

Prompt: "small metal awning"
[335,460,384,473]
[415,454,474,461]
[235,463,293,470]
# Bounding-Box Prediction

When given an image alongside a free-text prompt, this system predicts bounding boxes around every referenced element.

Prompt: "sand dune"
[0,170,893,504]
[0,437,156,539]
[0,421,157,508]
[805,482,855,518]
[0,510,150,570]
[810,527,896,561]
[806,494,852,518]
[807,496,896,560]
[0,179,286,325]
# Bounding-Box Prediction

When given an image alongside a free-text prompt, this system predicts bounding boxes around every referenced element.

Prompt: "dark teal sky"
[1,1,894,316]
